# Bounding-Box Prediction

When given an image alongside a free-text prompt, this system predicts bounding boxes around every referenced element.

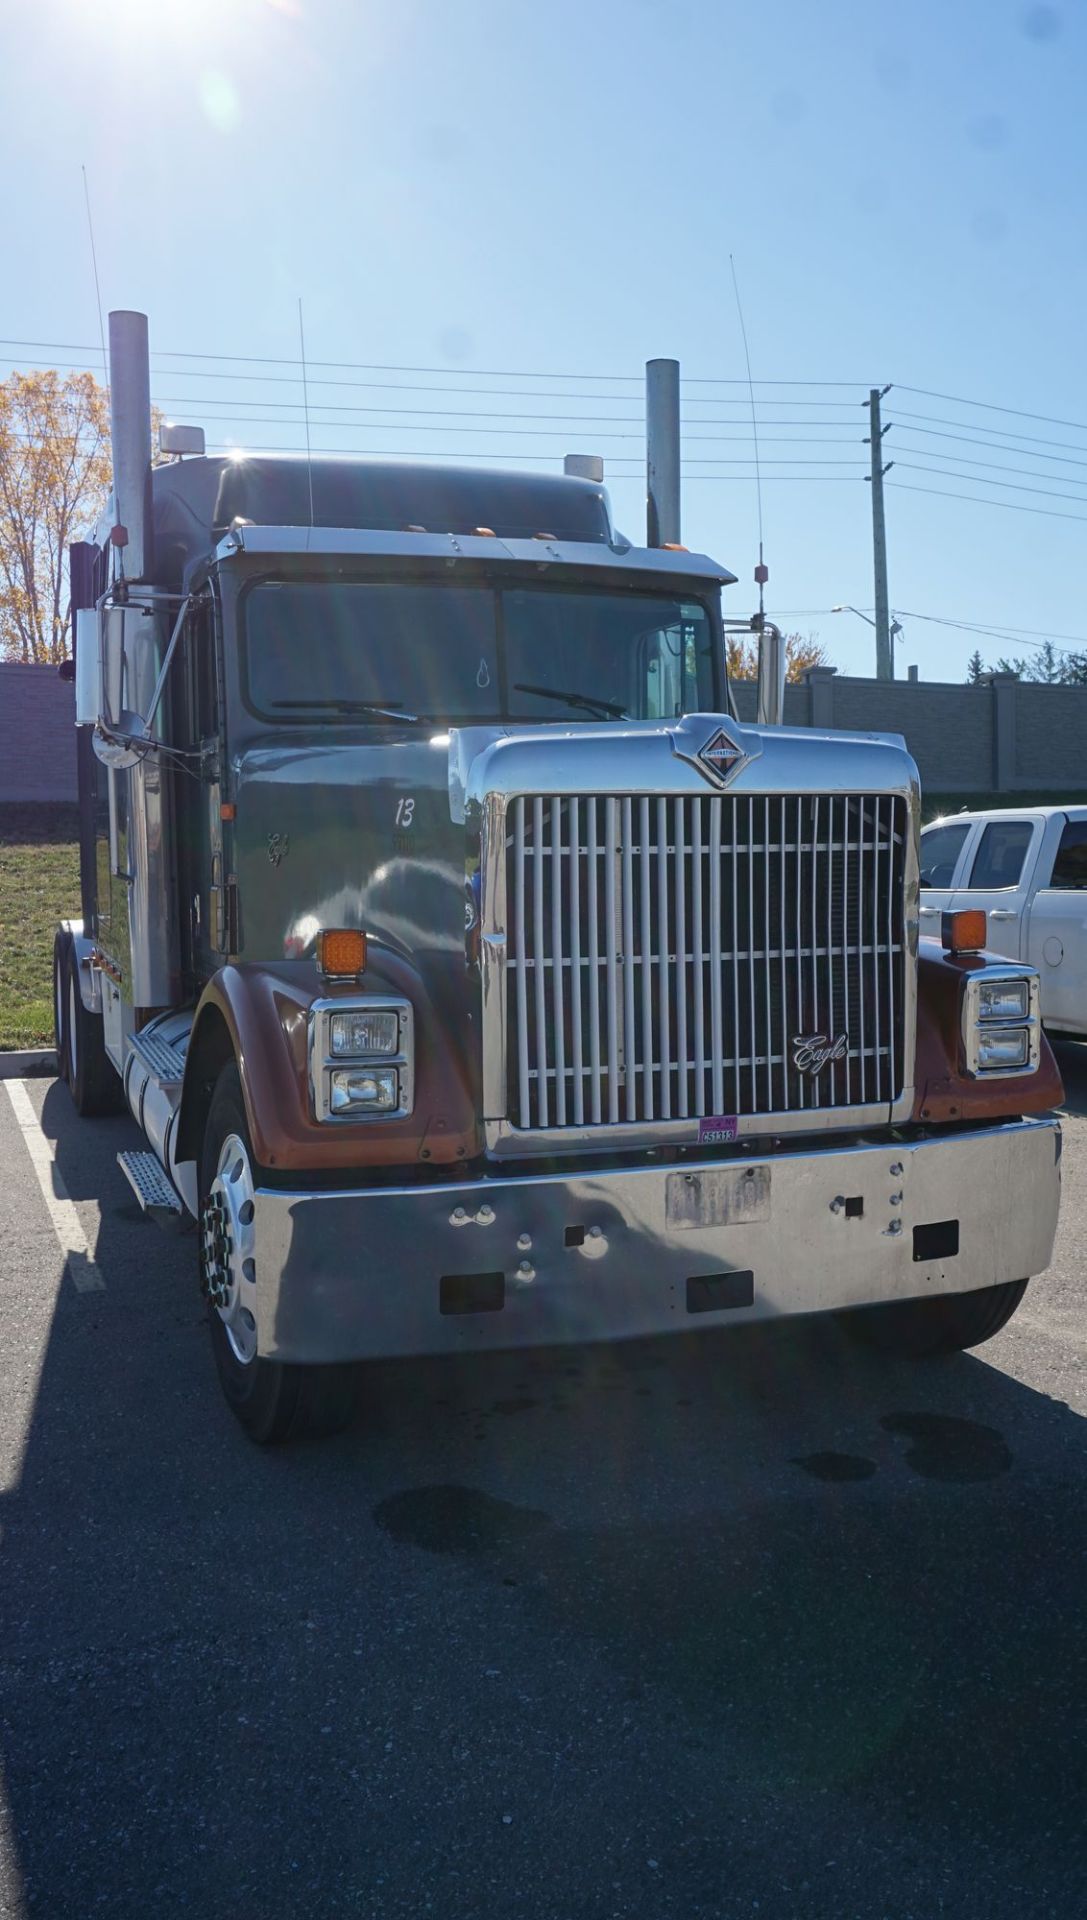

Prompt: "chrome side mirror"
[756,622,785,727]
[74,609,101,727]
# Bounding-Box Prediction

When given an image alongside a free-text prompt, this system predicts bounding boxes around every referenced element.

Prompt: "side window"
[1048,820,1087,890]
[964,820,1033,891]
[189,605,219,740]
[919,821,971,888]
[642,621,699,719]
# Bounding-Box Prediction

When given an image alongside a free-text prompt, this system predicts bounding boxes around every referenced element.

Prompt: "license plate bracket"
[666,1164,771,1231]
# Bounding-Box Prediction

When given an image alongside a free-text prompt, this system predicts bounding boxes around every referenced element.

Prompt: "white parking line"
[2,1079,105,1292]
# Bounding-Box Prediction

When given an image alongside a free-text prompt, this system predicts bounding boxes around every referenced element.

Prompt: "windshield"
[241,578,720,723]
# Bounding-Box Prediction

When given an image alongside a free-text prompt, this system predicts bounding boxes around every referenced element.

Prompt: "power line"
[896,384,1087,435]
[186,443,866,475]
[888,479,1087,525]
[892,407,1087,454]
[1,352,873,415]
[891,422,1087,468]
[145,393,866,434]
[894,607,1087,652]
[0,336,872,385]
[894,460,1087,505]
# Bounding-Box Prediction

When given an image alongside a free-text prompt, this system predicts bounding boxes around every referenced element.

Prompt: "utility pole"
[866,386,894,681]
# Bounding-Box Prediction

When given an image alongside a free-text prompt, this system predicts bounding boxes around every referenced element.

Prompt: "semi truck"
[54,311,1063,1442]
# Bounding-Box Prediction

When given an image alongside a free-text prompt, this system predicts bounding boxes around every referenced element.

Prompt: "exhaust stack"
[107,310,153,583]
[645,357,680,547]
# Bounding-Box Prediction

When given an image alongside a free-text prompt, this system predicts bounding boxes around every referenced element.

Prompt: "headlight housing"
[309,997,414,1121]
[961,967,1040,1078]
[328,1008,400,1057]
[975,978,1031,1024]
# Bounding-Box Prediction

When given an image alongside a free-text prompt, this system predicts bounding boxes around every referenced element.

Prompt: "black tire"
[200,1063,356,1445]
[847,1278,1029,1359]
[66,953,124,1116]
[53,931,71,1084]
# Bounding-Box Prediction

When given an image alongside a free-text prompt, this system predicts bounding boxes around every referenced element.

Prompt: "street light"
[831,605,904,679]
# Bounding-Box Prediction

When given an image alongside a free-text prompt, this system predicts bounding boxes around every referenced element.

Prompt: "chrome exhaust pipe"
[107,310,153,583]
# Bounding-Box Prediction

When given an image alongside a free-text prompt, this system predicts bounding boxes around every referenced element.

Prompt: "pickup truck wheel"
[200,1064,355,1445]
[53,932,70,1083]
[847,1278,1029,1359]
[66,955,124,1117]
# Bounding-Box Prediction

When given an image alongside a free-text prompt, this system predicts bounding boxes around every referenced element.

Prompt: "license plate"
[666,1164,772,1231]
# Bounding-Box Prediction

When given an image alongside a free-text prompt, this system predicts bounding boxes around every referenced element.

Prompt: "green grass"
[0,805,81,1050]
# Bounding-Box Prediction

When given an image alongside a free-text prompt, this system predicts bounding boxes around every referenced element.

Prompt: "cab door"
[1023,812,1087,1031]
[918,817,977,938]
[949,814,1043,961]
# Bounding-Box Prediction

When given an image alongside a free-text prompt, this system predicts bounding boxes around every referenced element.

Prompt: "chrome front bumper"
[253,1117,1061,1365]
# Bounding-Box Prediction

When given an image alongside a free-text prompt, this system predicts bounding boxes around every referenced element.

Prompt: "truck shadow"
[0,1079,1084,1916]
[1052,1035,1087,1117]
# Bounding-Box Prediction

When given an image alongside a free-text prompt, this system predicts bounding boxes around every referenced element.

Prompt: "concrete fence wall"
[0,661,1084,808]
[732,669,1087,797]
[0,665,77,804]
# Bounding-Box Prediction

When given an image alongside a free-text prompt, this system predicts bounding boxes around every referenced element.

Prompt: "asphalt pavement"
[0,1052,1084,1919]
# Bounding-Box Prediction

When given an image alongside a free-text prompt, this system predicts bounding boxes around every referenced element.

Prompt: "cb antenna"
[298,297,315,546]
[729,254,768,621]
[81,164,109,387]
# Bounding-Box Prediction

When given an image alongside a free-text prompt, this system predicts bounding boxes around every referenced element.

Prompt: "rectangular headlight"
[976,979,1030,1023]
[329,1066,399,1113]
[975,1027,1030,1072]
[328,1008,400,1057]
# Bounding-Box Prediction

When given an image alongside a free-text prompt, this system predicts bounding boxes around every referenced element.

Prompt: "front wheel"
[199,1064,355,1444]
[846,1278,1029,1359]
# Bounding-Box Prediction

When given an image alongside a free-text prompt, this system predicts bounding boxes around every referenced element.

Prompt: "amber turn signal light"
[941,909,987,954]
[317,928,367,978]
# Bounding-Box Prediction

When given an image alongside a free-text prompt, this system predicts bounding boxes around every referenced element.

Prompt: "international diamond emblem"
[697,726,747,786]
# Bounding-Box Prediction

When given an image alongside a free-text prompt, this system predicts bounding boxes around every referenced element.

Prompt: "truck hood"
[233,728,464,969]
[234,714,919,968]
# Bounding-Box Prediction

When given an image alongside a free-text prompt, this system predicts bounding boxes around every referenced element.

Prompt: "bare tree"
[0,370,111,664]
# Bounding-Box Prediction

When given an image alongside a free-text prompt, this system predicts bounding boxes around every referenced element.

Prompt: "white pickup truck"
[920,805,1087,1036]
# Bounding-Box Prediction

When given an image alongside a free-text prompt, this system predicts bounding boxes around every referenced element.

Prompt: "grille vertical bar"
[675,797,689,1118]
[532,796,548,1127]
[639,796,654,1121]
[691,797,705,1117]
[569,797,583,1125]
[709,801,724,1115]
[657,797,672,1120]
[586,798,602,1123]
[507,791,907,1134]
[604,798,620,1124]
[621,799,636,1122]
[551,796,567,1125]
[514,798,530,1129]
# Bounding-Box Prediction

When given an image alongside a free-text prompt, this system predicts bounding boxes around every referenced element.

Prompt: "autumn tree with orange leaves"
[0,370,112,664]
[726,631,832,683]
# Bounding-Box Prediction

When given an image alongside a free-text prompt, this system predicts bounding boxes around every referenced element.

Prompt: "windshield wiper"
[268,698,428,723]
[513,681,628,720]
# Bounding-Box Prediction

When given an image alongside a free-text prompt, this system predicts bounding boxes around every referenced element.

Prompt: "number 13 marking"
[395,798,415,827]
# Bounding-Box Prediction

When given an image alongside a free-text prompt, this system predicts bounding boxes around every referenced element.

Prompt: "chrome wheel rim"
[68,975,78,1084]
[202,1132,259,1366]
[55,955,65,1056]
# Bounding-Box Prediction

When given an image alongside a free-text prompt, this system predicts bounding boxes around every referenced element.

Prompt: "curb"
[0,1049,57,1080]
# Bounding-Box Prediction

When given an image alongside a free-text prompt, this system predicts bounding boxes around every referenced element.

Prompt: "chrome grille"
[504,792,908,1131]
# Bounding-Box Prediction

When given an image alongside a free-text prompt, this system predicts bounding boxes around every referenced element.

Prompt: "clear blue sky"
[3,0,1086,680]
